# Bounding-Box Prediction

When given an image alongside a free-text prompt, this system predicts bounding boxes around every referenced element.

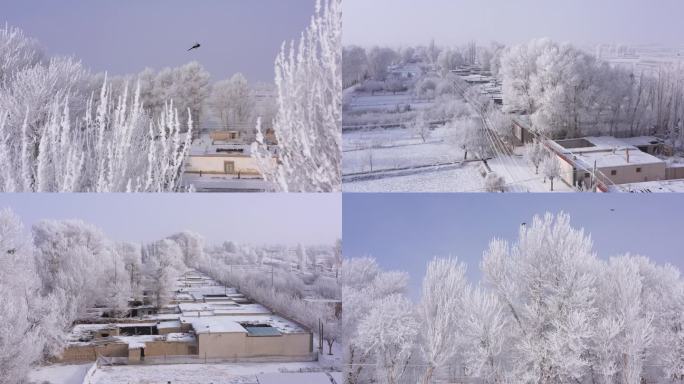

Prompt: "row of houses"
[451,66,503,105]
[58,271,314,364]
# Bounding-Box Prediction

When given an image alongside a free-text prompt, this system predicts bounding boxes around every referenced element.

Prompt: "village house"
[544,136,668,190]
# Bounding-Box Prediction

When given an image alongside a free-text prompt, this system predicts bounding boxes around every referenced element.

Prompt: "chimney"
[626,148,630,163]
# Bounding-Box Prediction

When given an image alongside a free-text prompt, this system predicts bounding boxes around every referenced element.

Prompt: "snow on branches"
[344,213,684,384]
[252,0,342,192]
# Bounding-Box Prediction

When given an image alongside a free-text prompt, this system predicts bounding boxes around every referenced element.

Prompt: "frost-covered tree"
[367,47,398,81]
[449,117,490,160]
[481,212,598,383]
[417,257,468,384]
[31,219,112,356]
[412,111,430,143]
[143,239,184,308]
[342,45,368,87]
[341,258,411,383]
[437,48,464,77]
[103,246,133,317]
[252,0,342,192]
[296,243,306,271]
[542,155,561,191]
[0,209,44,384]
[208,73,253,130]
[0,77,193,192]
[168,231,205,268]
[357,294,419,384]
[333,238,342,278]
[118,242,144,299]
[599,256,654,384]
[525,141,548,174]
[484,172,506,193]
[461,286,509,383]
[0,24,44,82]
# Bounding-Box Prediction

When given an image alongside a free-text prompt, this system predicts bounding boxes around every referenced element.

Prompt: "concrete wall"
[666,165,684,180]
[186,155,262,175]
[145,340,196,357]
[597,162,666,185]
[59,343,129,363]
[198,332,312,359]
[210,131,240,142]
[158,326,182,335]
[555,153,576,187]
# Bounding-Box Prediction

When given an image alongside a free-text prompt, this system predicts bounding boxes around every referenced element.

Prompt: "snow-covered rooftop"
[615,178,684,193]
[181,317,248,334]
[180,313,306,335]
[548,136,665,169]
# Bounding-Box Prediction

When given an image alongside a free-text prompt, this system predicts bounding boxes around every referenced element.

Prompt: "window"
[611,170,617,176]
[636,167,642,173]
[584,173,590,178]
[224,161,235,174]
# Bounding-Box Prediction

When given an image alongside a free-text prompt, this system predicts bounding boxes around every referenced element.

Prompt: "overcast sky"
[0,194,341,246]
[2,0,316,82]
[344,194,684,300]
[344,0,684,48]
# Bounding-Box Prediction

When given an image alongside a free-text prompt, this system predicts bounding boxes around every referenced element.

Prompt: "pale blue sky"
[0,194,341,246]
[343,194,684,299]
[1,0,316,82]
[344,0,684,48]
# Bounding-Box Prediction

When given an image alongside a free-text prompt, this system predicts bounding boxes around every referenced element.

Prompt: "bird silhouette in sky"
[188,42,201,51]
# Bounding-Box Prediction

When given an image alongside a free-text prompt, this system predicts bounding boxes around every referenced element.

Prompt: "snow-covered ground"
[347,92,432,112]
[488,150,575,193]
[344,163,485,192]
[28,363,93,384]
[88,362,336,384]
[343,126,465,175]
[181,174,272,192]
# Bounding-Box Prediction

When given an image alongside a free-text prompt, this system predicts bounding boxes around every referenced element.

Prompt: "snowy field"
[344,163,485,192]
[343,126,465,174]
[90,362,336,384]
[30,362,341,384]
[347,93,432,112]
[343,123,576,192]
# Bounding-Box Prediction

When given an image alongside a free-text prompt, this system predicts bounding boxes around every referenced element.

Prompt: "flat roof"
[548,136,664,169]
[616,178,684,193]
[182,317,247,334]
[157,320,181,329]
[180,314,306,334]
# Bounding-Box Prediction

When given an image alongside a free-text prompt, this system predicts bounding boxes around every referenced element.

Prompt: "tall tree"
[252,0,342,192]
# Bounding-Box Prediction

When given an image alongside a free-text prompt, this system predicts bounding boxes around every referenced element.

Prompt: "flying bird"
[188,42,201,51]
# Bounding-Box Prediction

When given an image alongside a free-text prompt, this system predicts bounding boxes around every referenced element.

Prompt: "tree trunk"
[421,365,436,384]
